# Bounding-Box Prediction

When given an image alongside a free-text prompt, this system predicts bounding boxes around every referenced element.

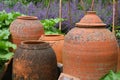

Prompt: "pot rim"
[21,40,46,44]
[17,16,38,20]
[39,34,64,41]
[20,40,50,50]
[75,23,106,27]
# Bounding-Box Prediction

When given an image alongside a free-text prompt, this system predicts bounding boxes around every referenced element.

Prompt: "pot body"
[63,27,118,80]
[10,16,44,45]
[13,41,58,80]
[39,34,64,63]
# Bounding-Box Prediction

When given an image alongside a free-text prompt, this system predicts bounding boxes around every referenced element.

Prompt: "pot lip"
[39,34,64,41]
[21,40,47,45]
[17,16,38,20]
[75,23,106,27]
[20,40,50,50]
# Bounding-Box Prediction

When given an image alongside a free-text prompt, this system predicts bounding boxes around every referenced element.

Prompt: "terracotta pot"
[39,34,64,63]
[63,11,119,80]
[13,40,58,80]
[10,16,44,45]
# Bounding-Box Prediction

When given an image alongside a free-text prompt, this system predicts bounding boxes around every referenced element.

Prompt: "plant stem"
[59,0,62,30]
[115,0,118,26]
[46,0,50,19]
[68,0,72,25]
[112,0,115,34]
[80,0,85,11]
[91,0,95,11]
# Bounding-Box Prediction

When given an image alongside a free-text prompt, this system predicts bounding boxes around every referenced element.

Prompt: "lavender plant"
[0,0,119,34]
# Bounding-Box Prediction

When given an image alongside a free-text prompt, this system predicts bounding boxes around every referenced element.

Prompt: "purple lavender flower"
[0,0,119,33]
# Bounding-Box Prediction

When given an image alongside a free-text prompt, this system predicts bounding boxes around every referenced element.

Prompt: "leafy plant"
[116,30,120,39]
[100,70,120,80]
[40,18,65,34]
[0,10,22,72]
[0,11,22,29]
[0,29,16,72]
[0,0,55,7]
[113,26,120,39]
[77,0,113,11]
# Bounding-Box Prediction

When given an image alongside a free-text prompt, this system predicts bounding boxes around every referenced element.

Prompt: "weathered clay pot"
[10,16,44,45]
[39,34,64,63]
[63,11,119,80]
[13,40,58,80]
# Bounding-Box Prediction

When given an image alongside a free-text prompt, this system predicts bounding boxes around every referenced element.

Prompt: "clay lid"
[17,16,38,20]
[75,11,106,27]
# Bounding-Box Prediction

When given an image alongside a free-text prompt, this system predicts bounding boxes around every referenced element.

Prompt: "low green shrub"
[40,18,65,34]
[0,10,22,71]
[100,70,120,80]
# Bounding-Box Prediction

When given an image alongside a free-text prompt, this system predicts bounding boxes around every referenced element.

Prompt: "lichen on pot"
[13,40,58,80]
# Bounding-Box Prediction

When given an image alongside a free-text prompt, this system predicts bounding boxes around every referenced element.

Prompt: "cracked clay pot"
[63,11,119,80]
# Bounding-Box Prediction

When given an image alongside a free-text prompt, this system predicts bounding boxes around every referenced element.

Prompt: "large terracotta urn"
[10,16,44,45]
[39,34,64,63]
[63,11,119,80]
[13,41,58,80]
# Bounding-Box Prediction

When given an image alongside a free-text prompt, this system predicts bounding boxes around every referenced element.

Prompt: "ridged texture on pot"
[63,11,118,80]
[10,16,44,45]
[13,41,58,80]
[39,34,64,63]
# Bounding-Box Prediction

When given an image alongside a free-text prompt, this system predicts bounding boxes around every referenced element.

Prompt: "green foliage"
[0,11,21,29]
[100,70,120,80]
[0,10,21,72]
[116,30,120,39]
[0,29,10,40]
[0,0,55,7]
[77,0,113,11]
[113,26,120,39]
[40,18,64,34]
[0,0,29,7]
[0,32,16,72]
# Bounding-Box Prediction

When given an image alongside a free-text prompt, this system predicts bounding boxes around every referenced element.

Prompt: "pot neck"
[17,16,38,20]
[19,40,50,50]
